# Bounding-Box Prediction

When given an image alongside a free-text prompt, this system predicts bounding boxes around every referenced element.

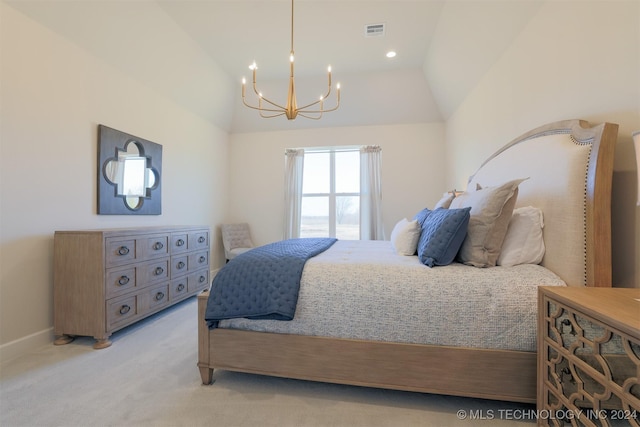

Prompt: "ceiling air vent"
[364,23,385,37]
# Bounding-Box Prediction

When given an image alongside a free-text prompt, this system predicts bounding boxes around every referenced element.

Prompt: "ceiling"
[157,0,444,80]
[5,0,543,133]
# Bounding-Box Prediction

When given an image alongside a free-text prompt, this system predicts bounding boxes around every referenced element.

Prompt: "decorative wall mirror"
[98,125,162,215]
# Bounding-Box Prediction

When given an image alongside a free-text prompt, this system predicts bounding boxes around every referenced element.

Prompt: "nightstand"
[538,287,640,426]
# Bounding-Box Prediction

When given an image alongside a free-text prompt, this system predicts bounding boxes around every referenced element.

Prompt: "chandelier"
[241,0,340,120]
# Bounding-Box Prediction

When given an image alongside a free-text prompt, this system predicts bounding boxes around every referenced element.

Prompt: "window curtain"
[360,145,385,240]
[283,148,305,239]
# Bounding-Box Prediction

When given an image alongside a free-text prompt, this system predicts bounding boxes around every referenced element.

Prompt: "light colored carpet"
[1,298,536,427]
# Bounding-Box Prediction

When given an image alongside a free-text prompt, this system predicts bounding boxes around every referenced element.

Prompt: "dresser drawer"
[169,277,189,301]
[137,258,170,284]
[140,233,170,259]
[188,270,209,293]
[171,254,189,278]
[138,283,170,313]
[105,237,137,267]
[188,231,209,251]
[107,294,138,329]
[106,266,137,298]
[170,232,189,254]
[189,251,209,272]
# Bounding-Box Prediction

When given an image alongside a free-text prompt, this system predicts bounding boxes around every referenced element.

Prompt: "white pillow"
[390,218,421,256]
[497,206,545,267]
[434,192,456,209]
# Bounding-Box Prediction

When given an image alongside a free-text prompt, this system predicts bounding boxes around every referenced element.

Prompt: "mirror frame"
[97,125,162,215]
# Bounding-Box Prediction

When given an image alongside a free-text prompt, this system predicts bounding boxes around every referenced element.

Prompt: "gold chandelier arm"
[251,82,287,111]
[260,110,286,118]
[242,104,286,114]
[296,98,322,112]
[296,69,334,111]
[297,97,339,119]
[298,101,340,115]
[297,112,323,120]
[257,95,287,111]
[242,95,281,112]
[242,98,288,116]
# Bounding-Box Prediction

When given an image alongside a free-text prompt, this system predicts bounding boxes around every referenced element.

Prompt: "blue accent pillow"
[413,208,431,226]
[416,207,471,267]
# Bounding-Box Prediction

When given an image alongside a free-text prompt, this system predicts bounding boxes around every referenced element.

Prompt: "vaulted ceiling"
[6,0,543,133]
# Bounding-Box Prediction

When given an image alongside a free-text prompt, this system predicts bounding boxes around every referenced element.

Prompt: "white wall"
[443,1,640,288]
[228,123,446,246]
[0,4,230,359]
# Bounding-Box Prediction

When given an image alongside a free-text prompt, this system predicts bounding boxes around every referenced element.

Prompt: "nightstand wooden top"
[539,286,640,339]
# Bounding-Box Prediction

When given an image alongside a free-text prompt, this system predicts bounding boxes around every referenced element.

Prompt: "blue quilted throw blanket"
[205,238,337,325]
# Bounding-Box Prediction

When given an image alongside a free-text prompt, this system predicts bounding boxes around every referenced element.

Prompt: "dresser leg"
[199,365,213,385]
[93,339,112,349]
[53,335,74,345]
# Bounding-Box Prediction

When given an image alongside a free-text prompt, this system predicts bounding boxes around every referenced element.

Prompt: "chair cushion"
[222,224,253,250]
[228,247,253,260]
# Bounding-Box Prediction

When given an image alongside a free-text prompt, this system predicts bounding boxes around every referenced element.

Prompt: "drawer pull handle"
[199,256,206,264]
[176,239,185,247]
[199,275,206,283]
[119,305,131,315]
[177,283,185,292]
[198,236,205,243]
[154,292,165,301]
[117,246,130,256]
[117,276,130,286]
[154,267,164,276]
[177,261,186,269]
[153,241,164,251]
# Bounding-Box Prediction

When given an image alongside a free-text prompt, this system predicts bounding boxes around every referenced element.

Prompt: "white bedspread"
[219,240,566,352]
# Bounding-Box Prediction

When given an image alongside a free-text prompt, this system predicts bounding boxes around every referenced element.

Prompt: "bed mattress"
[218,240,566,352]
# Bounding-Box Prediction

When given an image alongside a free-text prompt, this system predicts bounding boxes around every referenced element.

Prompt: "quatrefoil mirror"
[98,125,162,215]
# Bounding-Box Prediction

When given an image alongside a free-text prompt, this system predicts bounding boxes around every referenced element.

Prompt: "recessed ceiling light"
[386,51,397,59]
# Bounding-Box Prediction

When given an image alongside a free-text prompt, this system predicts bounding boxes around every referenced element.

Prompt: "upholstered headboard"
[468,120,618,287]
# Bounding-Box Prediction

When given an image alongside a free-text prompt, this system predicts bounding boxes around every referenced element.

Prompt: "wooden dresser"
[54,226,210,349]
[538,287,640,426]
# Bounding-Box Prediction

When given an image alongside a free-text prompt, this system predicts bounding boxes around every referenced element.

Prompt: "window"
[300,148,360,239]
[284,145,383,241]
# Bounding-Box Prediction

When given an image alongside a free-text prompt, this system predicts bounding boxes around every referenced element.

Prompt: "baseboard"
[0,327,53,365]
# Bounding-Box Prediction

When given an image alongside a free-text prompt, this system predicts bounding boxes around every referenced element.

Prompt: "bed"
[197,119,618,403]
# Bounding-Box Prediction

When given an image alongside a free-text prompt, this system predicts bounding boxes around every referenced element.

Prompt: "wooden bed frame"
[198,119,619,403]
